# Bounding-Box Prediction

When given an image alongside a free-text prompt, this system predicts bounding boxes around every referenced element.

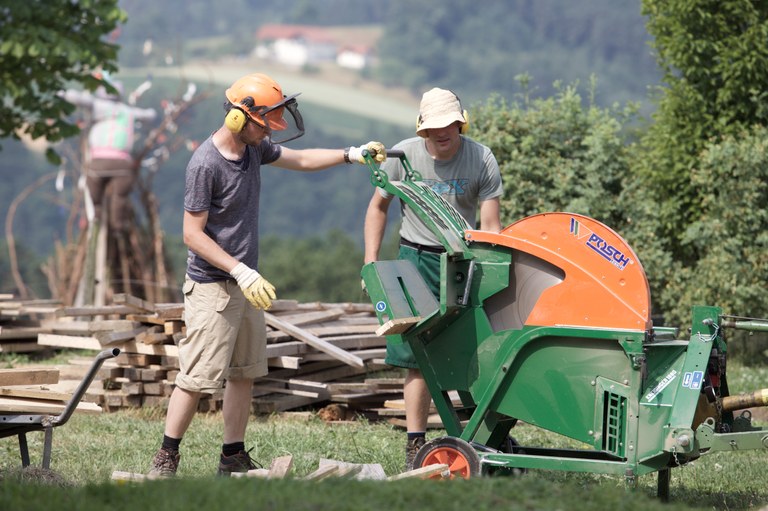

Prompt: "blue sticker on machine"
[682,371,704,390]
[375,301,387,312]
[569,217,632,271]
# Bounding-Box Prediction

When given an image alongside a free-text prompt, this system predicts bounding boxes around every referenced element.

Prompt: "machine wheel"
[412,437,481,479]
[499,435,524,454]
[480,436,527,477]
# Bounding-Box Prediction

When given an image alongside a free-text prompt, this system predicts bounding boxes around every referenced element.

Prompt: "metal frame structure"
[361,151,768,499]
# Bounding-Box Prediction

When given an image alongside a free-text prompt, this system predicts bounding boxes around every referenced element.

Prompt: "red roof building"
[255,24,376,69]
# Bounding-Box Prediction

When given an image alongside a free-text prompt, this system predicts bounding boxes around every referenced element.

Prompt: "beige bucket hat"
[416,87,467,137]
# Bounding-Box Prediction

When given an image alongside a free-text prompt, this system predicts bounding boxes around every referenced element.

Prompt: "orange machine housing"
[465,212,651,331]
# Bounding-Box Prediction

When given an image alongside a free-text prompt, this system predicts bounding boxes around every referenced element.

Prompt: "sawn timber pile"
[0,293,429,426]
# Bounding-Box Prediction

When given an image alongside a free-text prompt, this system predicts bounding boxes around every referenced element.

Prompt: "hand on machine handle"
[230,262,277,310]
[348,141,386,164]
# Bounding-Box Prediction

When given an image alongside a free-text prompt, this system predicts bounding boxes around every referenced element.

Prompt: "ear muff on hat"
[459,109,469,134]
[225,107,248,133]
[454,92,470,134]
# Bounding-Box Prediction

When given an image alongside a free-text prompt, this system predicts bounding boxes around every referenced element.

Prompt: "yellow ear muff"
[460,109,470,134]
[225,108,247,133]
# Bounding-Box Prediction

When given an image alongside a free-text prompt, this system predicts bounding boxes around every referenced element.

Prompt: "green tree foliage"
[471,79,637,231]
[631,1,768,326]
[283,0,389,25]
[663,128,768,326]
[117,0,389,65]
[637,1,768,266]
[116,0,658,108]
[258,230,367,303]
[376,0,658,107]
[0,239,46,296]
[0,1,126,163]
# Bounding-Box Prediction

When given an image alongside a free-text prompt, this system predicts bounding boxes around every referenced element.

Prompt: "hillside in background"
[0,63,416,292]
[115,0,660,110]
[1,0,662,295]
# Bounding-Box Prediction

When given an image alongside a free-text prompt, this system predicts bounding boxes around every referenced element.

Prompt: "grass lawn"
[1,402,767,510]
[1,353,767,510]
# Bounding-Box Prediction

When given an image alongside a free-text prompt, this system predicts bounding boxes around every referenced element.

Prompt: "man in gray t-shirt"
[148,72,385,479]
[363,87,503,470]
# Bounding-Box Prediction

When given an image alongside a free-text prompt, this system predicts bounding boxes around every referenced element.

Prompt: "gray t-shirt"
[380,136,503,246]
[184,136,281,283]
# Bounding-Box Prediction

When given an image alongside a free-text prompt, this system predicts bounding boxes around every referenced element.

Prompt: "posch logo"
[569,217,632,271]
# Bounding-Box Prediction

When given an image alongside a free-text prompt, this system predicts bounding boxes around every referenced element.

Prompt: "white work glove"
[348,141,386,164]
[230,262,276,310]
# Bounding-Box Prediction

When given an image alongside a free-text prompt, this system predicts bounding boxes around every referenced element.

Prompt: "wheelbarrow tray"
[0,348,119,469]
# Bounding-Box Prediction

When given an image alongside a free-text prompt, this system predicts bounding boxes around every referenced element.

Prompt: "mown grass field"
[1,360,767,510]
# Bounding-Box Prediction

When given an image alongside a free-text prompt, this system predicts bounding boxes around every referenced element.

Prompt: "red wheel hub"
[421,447,473,479]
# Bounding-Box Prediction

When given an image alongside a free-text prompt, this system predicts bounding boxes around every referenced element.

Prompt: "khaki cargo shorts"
[175,275,268,394]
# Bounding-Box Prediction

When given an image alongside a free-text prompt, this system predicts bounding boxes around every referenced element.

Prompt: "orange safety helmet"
[225,73,290,130]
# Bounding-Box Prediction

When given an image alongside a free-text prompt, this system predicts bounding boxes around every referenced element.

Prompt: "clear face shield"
[254,93,305,144]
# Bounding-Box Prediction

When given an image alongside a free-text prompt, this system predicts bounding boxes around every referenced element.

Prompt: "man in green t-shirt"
[363,87,503,470]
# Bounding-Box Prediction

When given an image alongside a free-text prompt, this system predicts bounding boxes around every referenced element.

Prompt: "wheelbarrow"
[1,348,120,469]
[360,150,768,499]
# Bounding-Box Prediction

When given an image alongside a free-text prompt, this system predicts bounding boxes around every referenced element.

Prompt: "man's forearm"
[184,230,239,273]
[363,208,388,263]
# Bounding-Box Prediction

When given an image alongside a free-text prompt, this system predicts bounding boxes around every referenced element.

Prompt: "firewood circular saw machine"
[360,150,768,499]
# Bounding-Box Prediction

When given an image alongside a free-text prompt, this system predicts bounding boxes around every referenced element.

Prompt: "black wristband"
[343,146,352,164]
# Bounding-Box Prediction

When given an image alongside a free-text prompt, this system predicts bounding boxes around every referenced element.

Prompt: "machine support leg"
[657,468,671,502]
[42,427,53,469]
[624,468,637,490]
[18,433,30,468]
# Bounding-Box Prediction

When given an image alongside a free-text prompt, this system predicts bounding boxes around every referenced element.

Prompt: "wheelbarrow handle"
[51,348,121,427]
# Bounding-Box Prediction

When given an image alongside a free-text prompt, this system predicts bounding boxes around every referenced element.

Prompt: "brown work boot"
[405,436,426,472]
[147,447,180,479]
[217,448,261,476]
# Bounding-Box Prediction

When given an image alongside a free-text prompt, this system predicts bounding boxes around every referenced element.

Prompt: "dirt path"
[122,58,420,128]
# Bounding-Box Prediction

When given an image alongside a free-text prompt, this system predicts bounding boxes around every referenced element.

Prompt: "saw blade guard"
[466,212,652,332]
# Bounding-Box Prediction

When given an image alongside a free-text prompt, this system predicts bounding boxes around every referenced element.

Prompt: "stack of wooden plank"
[32,294,397,415]
[0,365,102,415]
[0,294,59,354]
[0,293,449,428]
